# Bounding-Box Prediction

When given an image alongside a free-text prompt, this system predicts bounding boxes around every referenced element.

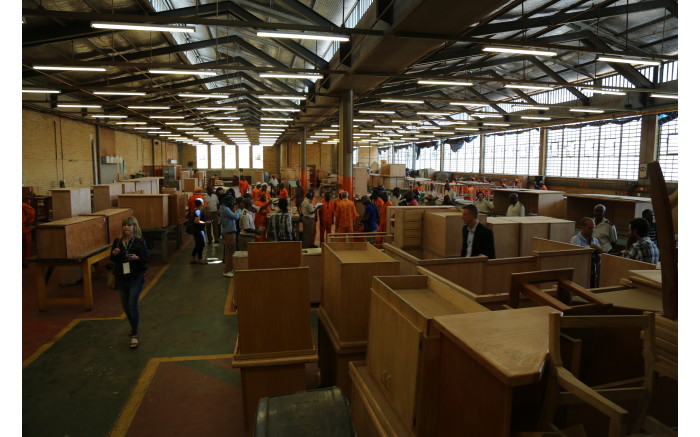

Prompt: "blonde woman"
[110,216,150,349]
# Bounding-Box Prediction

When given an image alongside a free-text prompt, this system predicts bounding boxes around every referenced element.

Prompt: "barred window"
[658,117,678,181]
[415,144,440,170]
[393,146,413,166]
[484,130,539,175]
[377,147,390,164]
[252,145,263,169]
[238,145,250,168]
[210,145,222,169]
[224,145,237,169]
[352,148,359,165]
[196,145,208,169]
[444,140,480,173]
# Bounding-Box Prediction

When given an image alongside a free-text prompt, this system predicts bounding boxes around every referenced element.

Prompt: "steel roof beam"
[274,0,337,27]
[528,57,589,104]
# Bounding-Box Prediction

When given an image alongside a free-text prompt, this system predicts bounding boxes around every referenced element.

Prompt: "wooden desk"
[565,193,652,234]
[432,306,558,436]
[30,245,111,311]
[142,224,181,261]
[492,188,566,217]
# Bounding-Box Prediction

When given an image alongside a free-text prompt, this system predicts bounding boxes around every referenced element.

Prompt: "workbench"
[29,245,111,311]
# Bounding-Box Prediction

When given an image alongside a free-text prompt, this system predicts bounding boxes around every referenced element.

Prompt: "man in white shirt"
[474,191,494,214]
[238,198,260,251]
[592,204,617,253]
[204,186,221,244]
[300,191,319,248]
[269,175,279,196]
[506,193,525,217]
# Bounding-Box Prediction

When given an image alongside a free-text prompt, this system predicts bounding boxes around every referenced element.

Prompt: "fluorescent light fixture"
[22,89,60,94]
[597,56,661,66]
[206,116,241,120]
[417,80,473,86]
[150,115,185,119]
[483,123,510,126]
[321,129,339,132]
[261,124,287,127]
[94,91,146,96]
[116,121,147,125]
[585,89,626,96]
[165,122,195,125]
[261,107,297,112]
[57,104,101,108]
[415,134,435,138]
[417,112,451,116]
[483,46,557,56]
[505,84,553,91]
[220,128,246,131]
[146,131,162,133]
[455,127,479,131]
[514,105,550,110]
[34,65,106,72]
[359,110,394,114]
[354,118,374,122]
[261,129,284,132]
[91,21,196,33]
[259,95,304,101]
[391,120,419,124]
[180,127,203,130]
[257,30,349,42]
[354,133,371,136]
[196,106,238,111]
[128,105,170,110]
[435,131,455,135]
[185,131,206,134]
[214,123,242,126]
[261,117,293,121]
[259,73,322,80]
[361,129,384,133]
[374,125,396,129]
[472,114,502,118]
[569,108,605,113]
[650,93,678,99]
[521,116,551,120]
[150,69,218,76]
[380,99,424,104]
[134,127,157,130]
[178,93,229,98]
[90,115,127,118]
[450,102,486,108]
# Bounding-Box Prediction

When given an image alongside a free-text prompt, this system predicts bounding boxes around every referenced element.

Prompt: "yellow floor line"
[109,353,234,437]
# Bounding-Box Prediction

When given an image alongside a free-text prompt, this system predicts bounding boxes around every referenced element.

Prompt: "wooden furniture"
[381,176,405,189]
[431,306,558,436]
[422,211,464,257]
[380,164,406,176]
[254,387,355,437]
[141,224,181,261]
[531,238,592,288]
[367,275,488,436]
[81,208,133,244]
[232,267,317,431]
[353,167,369,196]
[387,206,455,248]
[121,181,137,193]
[92,183,124,212]
[318,308,366,398]
[127,178,153,195]
[369,174,381,188]
[247,241,302,269]
[167,193,187,226]
[599,254,656,287]
[486,217,520,258]
[117,194,169,228]
[182,178,197,192]
[492,188,566,218]
[302,247,322,304]
[500,216,552,256]
[30,245,111,311]
[565,193,652,236]
[35,216,107,259]
[51,188,92,220]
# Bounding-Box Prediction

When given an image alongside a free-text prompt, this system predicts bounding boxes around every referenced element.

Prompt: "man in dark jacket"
[460,204,496,259]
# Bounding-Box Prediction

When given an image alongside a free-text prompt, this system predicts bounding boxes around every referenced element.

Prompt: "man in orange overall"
[278,182,289,199]
[319,192,335,245]
[238,177,250,196]
[253,192,273,242]
[22,200,35,267]
[251,183,261,202]
[188,187,207,215]
[334,191,359,235]
[375,191,392,244]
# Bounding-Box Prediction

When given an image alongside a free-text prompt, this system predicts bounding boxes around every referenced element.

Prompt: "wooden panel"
[131,179,152,195]
[598,254,656,287]
[247,242,302,269]
[536,251,591,288]
[92,183,123,212]
[380,164,406,176]
[117,194,169,228]
[235,267,313,354]
[482,257,538,295]
[81,207,133,244]
[501,217,550,256]
[565,194,652,236]
[51,188,92,220]
[492,189,566,217]
[36,216,106,259]
[422,211,464,257]
[183,178,197,192]
[486,217,520,258]
[420,258,486,295]
[302,251,322,304]
[548,219,575,242]
[99,127,116,156]
[167,193,187,225]
[381,176,405,189]
[318,309,366,398]
[122,181,137,193]
[353,167,369,196]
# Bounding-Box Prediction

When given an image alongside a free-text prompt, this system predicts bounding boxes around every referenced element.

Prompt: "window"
[393,146,413,167]
[415,143,440,170]
[443,139,480,173]
[210,145,222,169]
[545,118,641,180]
[658,117,678,181]
[238,145,250,168]
[252,145,263,169]
[224,145,237,169]
[196,145,208,169]
[353,148,359,165]
[484,130,539,175]
[377,147,390,164]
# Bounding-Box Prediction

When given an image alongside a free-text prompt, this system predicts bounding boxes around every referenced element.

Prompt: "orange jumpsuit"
[22,203,35,261]
[278,187,289,198]
[334,199,359,234]
[319,199,335,244]
[239,179,249,196]
[466,185,475,201]
[375,199,391,244]
[251,187,260,202]
[188,193,207,215]
[254,200,271,242]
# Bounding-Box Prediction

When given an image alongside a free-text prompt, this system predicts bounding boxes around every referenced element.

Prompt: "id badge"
[122,262,131,274]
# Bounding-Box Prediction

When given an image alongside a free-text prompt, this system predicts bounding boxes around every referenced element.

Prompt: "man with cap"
[188,187,207,215]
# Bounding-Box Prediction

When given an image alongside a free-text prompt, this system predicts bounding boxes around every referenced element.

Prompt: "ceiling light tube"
[416,112,451,116]
[57,104,101,108]
[34,65,106,72]
[521,116,551,120]
[150,115,185,119]
[417,80,473,86]
[178,93,229,98]
[650,93,678,99]
[261,124,287,127]
[261,108,298,112]
[513,105,550,110]
[415,135,435,138]
[380,99,424,104]
[116,122,147,125]
[90,115,127,118]
[150,70,218,76]
[569,108,605,113]
[585,89,626,96]
[419,126,440,130]
[505,84,553,91]
[94,91,146,96]
[472,114,502,118]
[206,116,241,120]
[128,105,170,110]
[22,89,60,93]
[483,123,510,126]
[596,56,661,66]
[196,106,238,111]
[257,30,349,42]
[455,127,479,131]
[165,122,195,125]
[358,110,394,114]
[90,21,196,33]
[483,46,557,56]
[259,95,304,100]
[214,123,242,126]
[261,117,293,121]
[134,127,157,130]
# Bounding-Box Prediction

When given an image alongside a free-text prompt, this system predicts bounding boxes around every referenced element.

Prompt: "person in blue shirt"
[360,195,379,233]
[220,195,242,278]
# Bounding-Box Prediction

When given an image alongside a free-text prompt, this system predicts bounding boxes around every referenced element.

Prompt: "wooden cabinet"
[380,164,406,176]
[318,307,366,398]
[353,167,369,196]
[167,193,187,225]
[367,275,488,436]
[381,176,405,189]
[92,183,124,212]
[422,211,464,257]
[431,307,557,437]
[183,178,197,193]
[565,193,652,236]
[36,216,107,259]
[81,207,133,244]
[121,181,137,194]
[502,216,552,256]
[247,241,302,269]
[321,242,400,347]
[369,174,381,188]
[492,188,566,218]
[387,206,455,249]
[51,188,91,220]
[117,194,169,229]
[486,217,520,258]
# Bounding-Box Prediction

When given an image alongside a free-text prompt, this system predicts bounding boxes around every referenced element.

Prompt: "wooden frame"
[599,253,656,287]
[81,208,133,244]
[565,193,652,237]
[247,241,302,269]
[117,194,169,229]
[318,307,366,398]
[92,183,124,212]
[422,211,464,257]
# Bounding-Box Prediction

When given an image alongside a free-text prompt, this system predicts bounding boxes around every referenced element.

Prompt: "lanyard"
[123,237,134,255]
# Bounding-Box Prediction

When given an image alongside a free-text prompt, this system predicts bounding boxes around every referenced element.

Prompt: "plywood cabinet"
[353,167,369,196]
[81,208,133,244]
[36,216,107,259]
[167,193,187,225]
[387,206,455,249]
[117,194,169,229]
[486,217,520,258]
[182,178,197,193]
[51,188,91,220]
[380,164,406,176]
[492,188,566,217]
[422,211,464,257]
[92,183,124,212]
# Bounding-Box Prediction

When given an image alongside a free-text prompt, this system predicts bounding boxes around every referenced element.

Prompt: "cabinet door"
[367,290,422,431]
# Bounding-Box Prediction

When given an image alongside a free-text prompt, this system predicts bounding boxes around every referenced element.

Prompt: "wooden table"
[142,224,182,261]
[565,193,652,235]
[492,188,566,217]
[432,306,558,436]
[30,245,111,311]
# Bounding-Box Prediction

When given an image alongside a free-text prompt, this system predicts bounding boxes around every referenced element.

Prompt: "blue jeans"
[117,275,144,337]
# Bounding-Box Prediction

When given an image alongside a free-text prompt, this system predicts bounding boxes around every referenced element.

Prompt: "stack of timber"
[51,188,91,220]
[80,208,133,244]
[117,194,169,229]
[231,245,317,431]
[349,275,488,437]
[35,216,107,259]
[91,183,124,212]
[319,242,399,397]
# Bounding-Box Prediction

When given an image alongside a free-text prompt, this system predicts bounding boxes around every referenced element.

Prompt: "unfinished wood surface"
[596,288,663,312]
[422,211,464,257]
[321,242,400,347]
[81,207,133,244]
[492,189,566,217]
[318,307,366,398]
[417,257,486,295]
[353,167,369,196]
[36,216,107,259]
[482,256,538,295]
[117,194,169,228]
[183,178,197,192]
[433,306,557,387]
[51,188,92,220]
[235,267,313,354]
[380,164,406,177]
[547,218,575,242]
[565,193,652,235]
[167,193,187,225]
[130,179,152,195]
[247,241,302,269]
[628,269,662,286]
[302,251,322,304]
[533,240,592,288]
[121,181,136,193]
[501,217,551,256]
[599,254,656,287]
[92,183,123,212]
[486,217,520,258]
[349,362,414,437]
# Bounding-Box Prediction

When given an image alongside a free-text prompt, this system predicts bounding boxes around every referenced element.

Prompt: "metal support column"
[340,90,354,196]
[301,128,308,190]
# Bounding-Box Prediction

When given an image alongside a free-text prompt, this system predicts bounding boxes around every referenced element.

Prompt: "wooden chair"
[538,311,668,437]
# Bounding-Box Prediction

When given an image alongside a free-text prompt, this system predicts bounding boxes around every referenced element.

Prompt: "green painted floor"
[23,239,319,437]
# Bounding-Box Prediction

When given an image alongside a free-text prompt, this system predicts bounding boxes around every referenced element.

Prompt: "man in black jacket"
[460,204,496,259]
